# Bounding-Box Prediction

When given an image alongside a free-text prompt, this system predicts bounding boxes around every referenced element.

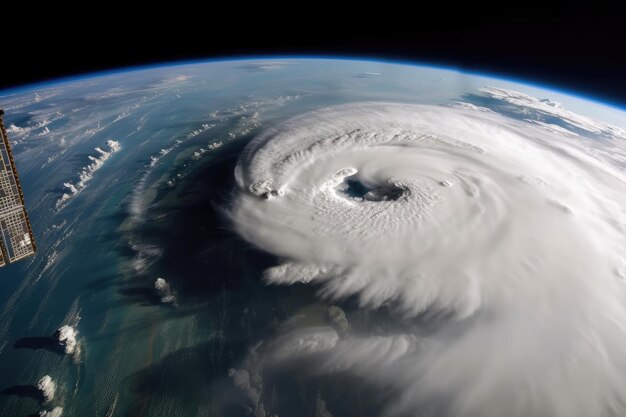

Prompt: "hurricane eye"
[335,178,404,202]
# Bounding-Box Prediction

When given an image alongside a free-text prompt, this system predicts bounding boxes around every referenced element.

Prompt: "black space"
[2,3,625,106]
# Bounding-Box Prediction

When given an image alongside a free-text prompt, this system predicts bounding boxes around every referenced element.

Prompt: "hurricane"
[231,102,626,417]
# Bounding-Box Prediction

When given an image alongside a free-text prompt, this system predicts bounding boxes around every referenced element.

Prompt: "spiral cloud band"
[231,102,626,416]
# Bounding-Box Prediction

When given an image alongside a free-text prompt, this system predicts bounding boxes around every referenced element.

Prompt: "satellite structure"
[0,110,36,266]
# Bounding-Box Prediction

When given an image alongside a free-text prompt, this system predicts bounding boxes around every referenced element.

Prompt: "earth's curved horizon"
[5,56,626,113]
[1,57,626,417]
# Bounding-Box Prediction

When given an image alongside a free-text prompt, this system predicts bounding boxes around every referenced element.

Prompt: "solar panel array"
[0,111,36,266]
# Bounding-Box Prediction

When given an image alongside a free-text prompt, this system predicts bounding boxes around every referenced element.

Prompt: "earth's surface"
[2,58,626,417]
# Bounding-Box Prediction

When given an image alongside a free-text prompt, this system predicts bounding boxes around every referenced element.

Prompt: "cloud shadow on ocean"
[118,137,283,301]
[0,385,44,402]
[125,342,237,417]
[116,286,162,306]
[13,337,63,355]
[126,338,388,417]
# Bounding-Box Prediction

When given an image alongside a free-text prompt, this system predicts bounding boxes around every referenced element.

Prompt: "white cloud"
[480,86,626,139]
[39,407,63,417]
[154,278,177,305]
[231,102,626,417]
[36,375,55,402]
[54,325,77,355]
[56,139,121,209]
[271,328,339,361]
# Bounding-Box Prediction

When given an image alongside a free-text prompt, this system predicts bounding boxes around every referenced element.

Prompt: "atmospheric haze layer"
[231,101,626,417]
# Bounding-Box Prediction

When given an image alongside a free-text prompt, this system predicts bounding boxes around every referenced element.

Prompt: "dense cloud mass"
[231,101,626,416]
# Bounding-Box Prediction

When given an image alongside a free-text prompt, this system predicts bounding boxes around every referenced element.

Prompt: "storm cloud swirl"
[231,102,626,417]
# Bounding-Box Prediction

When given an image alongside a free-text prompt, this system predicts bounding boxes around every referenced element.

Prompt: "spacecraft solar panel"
[0,114,36,265]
